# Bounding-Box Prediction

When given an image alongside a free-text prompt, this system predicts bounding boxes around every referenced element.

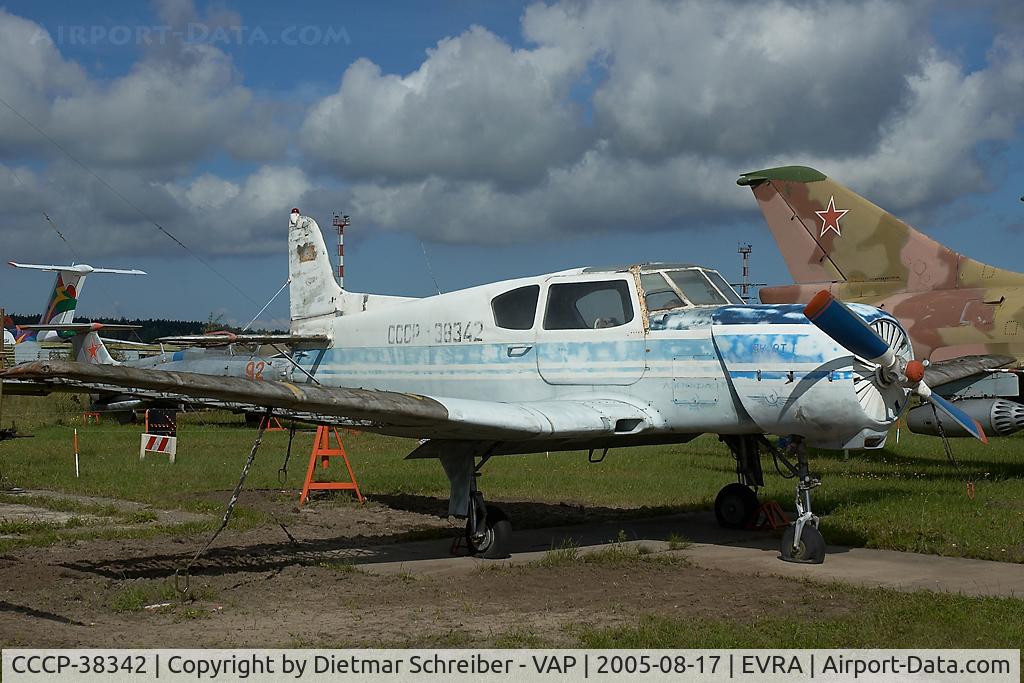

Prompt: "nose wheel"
[780,523,825,564]
[778,436,826,564]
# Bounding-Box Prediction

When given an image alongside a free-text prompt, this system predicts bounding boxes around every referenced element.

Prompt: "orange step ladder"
[258,415,285,432]
[299,425,364,505]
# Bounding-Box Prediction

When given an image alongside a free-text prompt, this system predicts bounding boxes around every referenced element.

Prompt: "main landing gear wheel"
[780,523,825,564]
[714,483,759,529]
[465,505,511,559]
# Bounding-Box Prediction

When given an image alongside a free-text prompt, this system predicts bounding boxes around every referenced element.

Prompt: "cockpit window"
[666,269,729,305]
[641,273,685,312]
[491,285,540,330]
[704,269,744,304]
[543,280,634,330]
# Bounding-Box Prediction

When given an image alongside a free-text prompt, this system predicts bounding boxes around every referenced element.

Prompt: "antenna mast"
[332,213,350,288]
[733,242,766,303]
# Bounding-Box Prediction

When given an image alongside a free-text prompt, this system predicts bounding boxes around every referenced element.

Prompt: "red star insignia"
[815,195,848,237]
[87,343,99,359]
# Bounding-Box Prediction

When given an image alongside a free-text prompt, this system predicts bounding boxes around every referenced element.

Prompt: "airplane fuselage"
[134,347,292,382]
[293,266,909,451]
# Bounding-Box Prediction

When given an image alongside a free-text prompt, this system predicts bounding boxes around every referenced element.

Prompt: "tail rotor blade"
[928,393,988,443]
[803,291,893,365]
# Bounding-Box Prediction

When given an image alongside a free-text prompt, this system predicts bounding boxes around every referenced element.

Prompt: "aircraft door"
[535,274,646,385]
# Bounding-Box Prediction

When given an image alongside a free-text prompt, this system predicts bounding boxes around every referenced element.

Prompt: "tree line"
[4,313,284,343]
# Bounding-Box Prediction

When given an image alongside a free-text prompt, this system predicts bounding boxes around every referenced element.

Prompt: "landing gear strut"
[440,448,512,559]
[717,434,827,563]
[777,436,825,564]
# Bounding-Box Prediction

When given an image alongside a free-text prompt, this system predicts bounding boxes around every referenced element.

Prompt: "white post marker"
[73,428,80,478]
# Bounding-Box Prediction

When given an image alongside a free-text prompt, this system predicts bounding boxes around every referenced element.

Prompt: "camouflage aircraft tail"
[736,166,1024,296]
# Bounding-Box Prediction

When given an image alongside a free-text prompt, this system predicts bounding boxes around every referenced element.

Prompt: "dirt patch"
[2,488,210,526]
[0,502,95,527]
[0,542,855,648]
[0,493,859,648]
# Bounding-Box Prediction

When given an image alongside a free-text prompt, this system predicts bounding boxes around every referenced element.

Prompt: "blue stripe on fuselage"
[711,332,842,365]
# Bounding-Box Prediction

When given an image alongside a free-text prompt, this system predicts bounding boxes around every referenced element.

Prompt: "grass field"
[572,587,1024,649]
[485,551,1024,648]
[1,393,1023,562]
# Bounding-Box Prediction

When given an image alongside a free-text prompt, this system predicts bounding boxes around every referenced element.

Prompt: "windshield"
[665,269,728,305]
[640,273,685,312]
[704,270,744,304]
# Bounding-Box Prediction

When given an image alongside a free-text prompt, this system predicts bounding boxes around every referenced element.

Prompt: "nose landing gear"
[778,436,825,564]
[717,434,827,564]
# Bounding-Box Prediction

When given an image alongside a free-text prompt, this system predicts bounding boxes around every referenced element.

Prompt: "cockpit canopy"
[488,264,743,333]
[639,265,743,310]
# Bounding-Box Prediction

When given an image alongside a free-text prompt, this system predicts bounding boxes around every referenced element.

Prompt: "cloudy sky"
[1,0,1022,327]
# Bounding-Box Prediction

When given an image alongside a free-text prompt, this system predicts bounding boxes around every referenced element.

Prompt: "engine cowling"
[710,304,914,450]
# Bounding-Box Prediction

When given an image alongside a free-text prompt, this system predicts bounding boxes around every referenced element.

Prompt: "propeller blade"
[927,392,988,443]
[803,291,893,365]
[804,291,988,445]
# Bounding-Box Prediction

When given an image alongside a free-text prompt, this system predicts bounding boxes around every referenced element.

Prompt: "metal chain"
[175,409,272,595]
[278,422,297,484]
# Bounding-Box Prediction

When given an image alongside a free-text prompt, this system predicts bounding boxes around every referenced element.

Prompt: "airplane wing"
[925,354,1018,389]
[157,332,329,347]
[0,360,656,442]
[9,262,146,275]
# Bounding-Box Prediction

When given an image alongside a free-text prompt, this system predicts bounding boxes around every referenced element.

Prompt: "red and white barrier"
[140,433,176,463]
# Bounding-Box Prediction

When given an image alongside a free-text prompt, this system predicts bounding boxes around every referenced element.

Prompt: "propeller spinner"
[804,291,987,444]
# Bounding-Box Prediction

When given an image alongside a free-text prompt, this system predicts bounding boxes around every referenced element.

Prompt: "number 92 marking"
[245,360,265,380]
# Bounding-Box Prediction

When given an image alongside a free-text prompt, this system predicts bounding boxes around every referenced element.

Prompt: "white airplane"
[3,209,987,563]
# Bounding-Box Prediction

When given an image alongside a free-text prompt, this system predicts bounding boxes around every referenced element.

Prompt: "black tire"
[113,410,137,425]
[780,524,826,564]
[714,483,759,529]
[465,505,512,559]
